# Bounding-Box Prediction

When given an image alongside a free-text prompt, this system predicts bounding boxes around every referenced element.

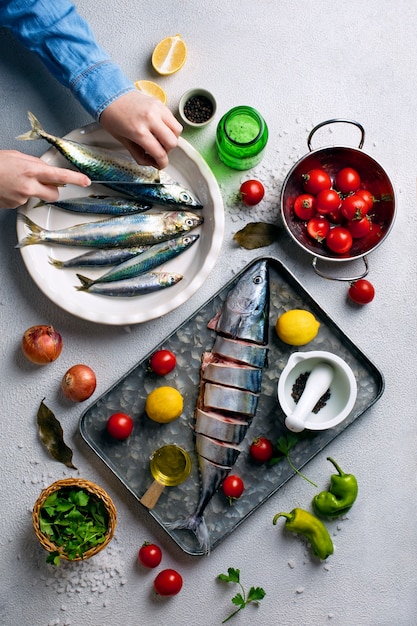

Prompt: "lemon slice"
[151,34,187,75]
[134,80,168,104]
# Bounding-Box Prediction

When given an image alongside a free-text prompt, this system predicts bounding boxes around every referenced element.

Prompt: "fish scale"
[166,259,269,553]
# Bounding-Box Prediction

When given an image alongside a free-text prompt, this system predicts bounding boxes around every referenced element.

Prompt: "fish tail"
[48,256,65,269]
[16,111,45,141]
[15,214,42,247]
[75,274,94,291]
[165,515,210,554]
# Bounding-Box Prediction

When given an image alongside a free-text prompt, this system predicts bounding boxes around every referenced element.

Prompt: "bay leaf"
[37,399,77,469]
[233,222,281,250]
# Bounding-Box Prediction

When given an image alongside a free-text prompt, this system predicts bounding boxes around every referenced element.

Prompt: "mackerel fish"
[16,211,203,249]
[49,245,151,269]
[40,195,152,215]
[76,271,183,297]
[166,259,269,553]
[18,112,203,208]
[76,233,199,290]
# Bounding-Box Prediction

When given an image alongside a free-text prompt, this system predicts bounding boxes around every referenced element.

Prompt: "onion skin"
[61,364,97,402]
[22,325,63,365]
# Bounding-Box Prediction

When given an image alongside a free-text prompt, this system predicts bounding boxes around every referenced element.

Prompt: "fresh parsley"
[217,567,266,623]
[39,487,109,566]
[269,434,318,488]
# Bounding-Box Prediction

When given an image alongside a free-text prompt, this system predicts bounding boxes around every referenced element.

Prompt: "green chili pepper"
[313,457,358,518]
[272,507,334,560]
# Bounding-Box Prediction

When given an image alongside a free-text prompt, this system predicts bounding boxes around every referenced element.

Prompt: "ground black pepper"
[291,371,331,413]
[183,95,214,124]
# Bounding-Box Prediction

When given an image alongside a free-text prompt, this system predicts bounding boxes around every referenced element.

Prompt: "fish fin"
[48,256,64,269]
[165,514,210,554]
[15,214,42,247]
[16,111,43,141]
[75,274,95,290]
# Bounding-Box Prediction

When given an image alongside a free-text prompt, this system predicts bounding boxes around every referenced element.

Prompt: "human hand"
[0,151,91,209]
[99,90,183,170]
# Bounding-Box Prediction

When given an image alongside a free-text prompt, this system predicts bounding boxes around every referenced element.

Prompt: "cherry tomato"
[293,194,316,220]
[315,189,341,214]
[106,412,134,440]
[302,168,332,195]
[138,542,162,568]
[326,226,353,254]
[346,216,372,238]
[335,167,361,194]
[149,349,177,376]
[239,179,265,206]
[222,475,244,502]
[340,193,369,221]
[153,569,183,596]
[327,206,343,224]
[249,437,274,463]
[348,279,375,304]
[356,188,375,210]
[307,216,330,242]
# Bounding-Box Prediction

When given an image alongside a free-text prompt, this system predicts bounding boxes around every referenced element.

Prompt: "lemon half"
[151,34,187,75]
[276,309,320,346]
[145,386,184,423]
[134,80,168,104]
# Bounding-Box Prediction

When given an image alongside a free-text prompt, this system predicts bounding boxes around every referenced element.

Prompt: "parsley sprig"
[269,434,318,488]
[217,567,266,623]
[39,488,109,566]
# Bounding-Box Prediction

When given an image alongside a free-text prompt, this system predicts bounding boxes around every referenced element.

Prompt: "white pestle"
[285,362,335,433]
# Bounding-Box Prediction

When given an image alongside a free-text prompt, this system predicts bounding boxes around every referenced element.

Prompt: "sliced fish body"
[195,433,240,467]
[212,335,268,369]
[76,271,182,297]
[209,260,269,345]
[203,382,259,417]
[194,408,249,444]
[202,361,262,393]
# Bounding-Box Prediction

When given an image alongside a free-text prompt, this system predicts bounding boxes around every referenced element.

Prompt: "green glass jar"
[216,106,269,170]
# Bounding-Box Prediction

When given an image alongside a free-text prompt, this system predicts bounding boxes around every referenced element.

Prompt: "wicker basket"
[32,477,117,561]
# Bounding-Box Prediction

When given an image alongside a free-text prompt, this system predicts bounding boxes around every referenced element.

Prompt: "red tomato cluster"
[295,167,376,255]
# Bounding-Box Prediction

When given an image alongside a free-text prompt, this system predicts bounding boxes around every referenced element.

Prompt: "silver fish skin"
[41,195,152,215]
[49,245,150,269]
[212,335,268,369]
[202,361,262,394]
[195,433,241,467]
[76,271,182,297]
[209,260,270,345]
[18,112,202,207]
[203,382,259,417]
[76,234,199,289]
[194,408,249,444]
[16,211,203,249]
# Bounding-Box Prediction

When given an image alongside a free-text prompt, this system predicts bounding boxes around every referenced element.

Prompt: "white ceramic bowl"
[178,89,217,127]
[277,350,357,432]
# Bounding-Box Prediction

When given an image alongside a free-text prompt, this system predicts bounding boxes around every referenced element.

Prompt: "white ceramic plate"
[16,124,224,325]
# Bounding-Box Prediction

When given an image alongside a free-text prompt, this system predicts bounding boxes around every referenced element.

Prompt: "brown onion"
[61,364,97,402]
[22,325,63,365]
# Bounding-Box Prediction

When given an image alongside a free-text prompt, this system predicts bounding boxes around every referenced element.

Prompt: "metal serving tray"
[79,256,384,556]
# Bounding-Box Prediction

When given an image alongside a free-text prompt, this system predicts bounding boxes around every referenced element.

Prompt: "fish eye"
[179,192,192,204]
[185,218,195,227]
[253,275,263,284]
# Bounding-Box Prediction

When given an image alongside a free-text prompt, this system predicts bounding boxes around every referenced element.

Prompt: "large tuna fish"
[166,259,269,552]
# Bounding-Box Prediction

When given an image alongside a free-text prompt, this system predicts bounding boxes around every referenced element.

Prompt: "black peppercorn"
[183,95,214,124]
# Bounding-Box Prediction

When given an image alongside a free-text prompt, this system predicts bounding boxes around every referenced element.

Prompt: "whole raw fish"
[76,271,183,297]
[17,211,203,248]
[49,245,150,269]
[166,259,269,553]
[18,112,203,208]
[76,234,199,290]
[40,195,152,215]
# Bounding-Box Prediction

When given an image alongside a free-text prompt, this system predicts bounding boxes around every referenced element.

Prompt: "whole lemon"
[145,386,184,423]
[276,309,320,346]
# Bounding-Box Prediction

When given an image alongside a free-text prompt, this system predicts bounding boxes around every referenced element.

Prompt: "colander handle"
[307,119,365,151]
[312,255,369,281]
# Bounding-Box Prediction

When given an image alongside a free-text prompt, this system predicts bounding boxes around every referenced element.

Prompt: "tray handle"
[307,119,365,151]
[312,255,369,281]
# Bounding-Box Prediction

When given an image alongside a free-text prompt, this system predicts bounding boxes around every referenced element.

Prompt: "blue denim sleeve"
[0,0,135,119]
